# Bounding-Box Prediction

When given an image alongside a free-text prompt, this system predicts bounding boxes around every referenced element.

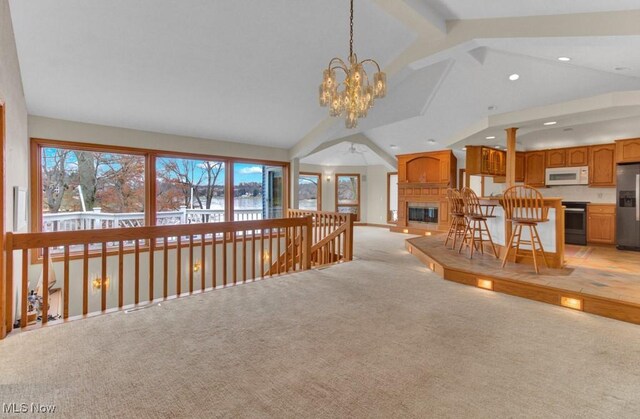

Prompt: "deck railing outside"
[43,207,264,232]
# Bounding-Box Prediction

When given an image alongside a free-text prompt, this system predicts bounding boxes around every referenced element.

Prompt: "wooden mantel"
[391,150,457,234]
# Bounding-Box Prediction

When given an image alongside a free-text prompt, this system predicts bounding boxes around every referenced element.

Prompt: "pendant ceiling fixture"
[319,0,387,129]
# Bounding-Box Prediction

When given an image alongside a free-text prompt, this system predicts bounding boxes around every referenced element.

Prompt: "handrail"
[3,216,313,337]
[287,209,354,265]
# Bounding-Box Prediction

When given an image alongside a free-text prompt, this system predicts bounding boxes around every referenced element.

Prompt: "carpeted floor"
[1,227,640,418]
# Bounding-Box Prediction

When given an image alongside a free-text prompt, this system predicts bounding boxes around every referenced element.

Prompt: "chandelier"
[319,0,387,129]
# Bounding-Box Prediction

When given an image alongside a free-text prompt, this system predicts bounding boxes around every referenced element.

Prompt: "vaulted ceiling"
[9,1,640,165]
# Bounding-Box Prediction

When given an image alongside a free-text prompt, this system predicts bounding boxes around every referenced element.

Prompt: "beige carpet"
[1,227,640,418]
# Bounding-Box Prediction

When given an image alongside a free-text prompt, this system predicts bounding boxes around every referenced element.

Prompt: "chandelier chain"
[349,0,354,59]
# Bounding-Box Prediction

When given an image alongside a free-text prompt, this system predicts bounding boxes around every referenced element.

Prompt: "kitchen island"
[479,197,565,269]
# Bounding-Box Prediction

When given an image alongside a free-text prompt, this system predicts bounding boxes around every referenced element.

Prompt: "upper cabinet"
[589,144,616,187]
[466,146,506,177]
[616,138,640,163]
[515,152,526,183]
[397,150,457,186]
[566,147,589,167]
[525,151,546,187]
[546,149,566,168]
[546,146,588,168]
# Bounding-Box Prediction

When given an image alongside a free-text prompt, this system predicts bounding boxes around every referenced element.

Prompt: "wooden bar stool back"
[444,188,466,250]
[458,187,499,259]
[500,185,550,274]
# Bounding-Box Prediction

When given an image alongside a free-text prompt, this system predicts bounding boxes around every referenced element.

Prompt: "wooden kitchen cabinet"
[525,151,546,187]
[546,149,566,168]
[589,144,616,187]
[515,152,525,182]
[587,204,616,244]
[616,138,640,163]
[566,147,589,167]
[466,146,506,177]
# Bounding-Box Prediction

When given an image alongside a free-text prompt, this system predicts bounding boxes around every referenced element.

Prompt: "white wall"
[299,163,394,225]
[28,115,290,162]
[1,0,29,234]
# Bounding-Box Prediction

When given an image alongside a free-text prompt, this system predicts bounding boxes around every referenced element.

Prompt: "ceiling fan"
[347,142,367,155]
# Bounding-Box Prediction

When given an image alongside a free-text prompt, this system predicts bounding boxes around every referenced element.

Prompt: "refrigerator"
[617,163,640,250]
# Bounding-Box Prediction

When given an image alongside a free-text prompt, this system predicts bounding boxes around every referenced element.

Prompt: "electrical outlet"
[597,193,603,199]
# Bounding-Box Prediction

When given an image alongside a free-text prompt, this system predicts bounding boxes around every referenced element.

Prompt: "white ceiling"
[8,0,415,148]
[426,0,640,20]
[9,1,640,167]
[301,142,389,167]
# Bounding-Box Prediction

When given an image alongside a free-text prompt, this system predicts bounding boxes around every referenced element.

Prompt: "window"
[40,145,145,231]
[387,172,398,223]
[233,163,285,220]
[298,173,321,211]
[156,157,226,224]
[335,174,360,221]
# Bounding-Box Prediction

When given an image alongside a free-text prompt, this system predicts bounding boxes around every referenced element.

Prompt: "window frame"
[334,173,361,222]
[298,172,322,211]
[31,138,290,260]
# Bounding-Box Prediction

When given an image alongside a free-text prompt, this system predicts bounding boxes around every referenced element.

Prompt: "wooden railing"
[3,217,312,336]
[287,209,354,266]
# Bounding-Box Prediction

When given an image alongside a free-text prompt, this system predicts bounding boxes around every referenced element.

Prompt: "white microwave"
[545,166,589,186]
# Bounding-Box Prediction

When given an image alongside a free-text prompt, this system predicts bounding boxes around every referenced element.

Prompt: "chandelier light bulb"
[318,0,387,129]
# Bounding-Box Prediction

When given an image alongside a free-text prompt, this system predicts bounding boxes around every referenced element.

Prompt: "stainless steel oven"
[563,201,588,245]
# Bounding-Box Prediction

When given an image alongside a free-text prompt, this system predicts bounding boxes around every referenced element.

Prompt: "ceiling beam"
[302,133,397,170]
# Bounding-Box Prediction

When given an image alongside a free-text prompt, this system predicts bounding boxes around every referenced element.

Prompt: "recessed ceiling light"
[462,147,467,151]
[543,121,557,126]
[509,74,520,81]
[487,105,497,111]
[495,146,502,149]
[389,144,398,149]
[563,127,574,132]
[427,139,436,144]
[615,67,630,71]
[486,136,496,140]
[558,57,571,62]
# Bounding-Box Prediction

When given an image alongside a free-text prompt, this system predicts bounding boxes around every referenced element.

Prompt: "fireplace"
[408,203,439,224]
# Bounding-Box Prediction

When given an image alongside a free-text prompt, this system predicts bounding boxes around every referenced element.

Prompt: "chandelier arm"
[360,59,382,73]
[330,65,349,77]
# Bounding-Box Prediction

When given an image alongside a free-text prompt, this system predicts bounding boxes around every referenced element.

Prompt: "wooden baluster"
[149,238,155,302]
[118,241,124,308]
[176,236,182,296]
[242,230,247,283]
[101,242,107,311]
[189,235,194,294]
[292,227,297,271]
[201,234,206,291]
[83,244,89,316]
[21,250,28,328]
[222,231,228,286]
[42,247,49,324]
[260,229,265,278]
[134,240,140,304]
[284,226,290,273]
[63,246,70,319]
[4,234,13,332]
[163,237,168,299]
[233,230,238,285]
[268,227,273,277]
[212,233,217,289]
[277,227,281,275]
[251,229,256,280]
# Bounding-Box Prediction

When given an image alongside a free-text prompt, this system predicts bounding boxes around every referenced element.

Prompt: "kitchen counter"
[476,197,565,268]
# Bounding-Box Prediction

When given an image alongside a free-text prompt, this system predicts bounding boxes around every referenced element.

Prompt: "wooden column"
[505,127,518,187]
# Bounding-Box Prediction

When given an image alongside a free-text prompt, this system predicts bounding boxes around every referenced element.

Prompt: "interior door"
[616,163,640,248]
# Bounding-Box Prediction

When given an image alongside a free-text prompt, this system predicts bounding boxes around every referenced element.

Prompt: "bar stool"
[458,188,499,259]
[500,185,549,274]
[444,188,466,250]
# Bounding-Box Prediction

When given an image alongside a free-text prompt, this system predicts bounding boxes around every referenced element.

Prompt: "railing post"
[302,216,313,270]
[180,205,188,224]
[345,213,354,261]
[3,233,14,337]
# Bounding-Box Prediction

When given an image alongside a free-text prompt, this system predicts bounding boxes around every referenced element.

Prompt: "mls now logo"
[3,403,57,414]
